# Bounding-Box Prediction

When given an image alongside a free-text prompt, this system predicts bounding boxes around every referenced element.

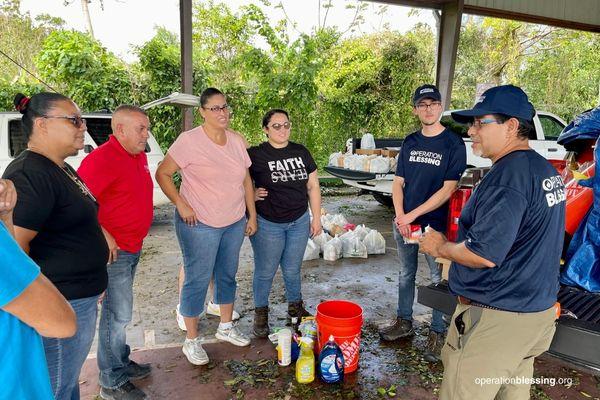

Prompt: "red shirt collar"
[107,134,140,158]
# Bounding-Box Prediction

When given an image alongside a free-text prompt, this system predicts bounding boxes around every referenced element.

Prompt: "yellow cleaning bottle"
[295,337,315,384]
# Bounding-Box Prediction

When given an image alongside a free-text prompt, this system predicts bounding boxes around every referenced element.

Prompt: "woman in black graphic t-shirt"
[3,92,108,400]
[248,109,322,337]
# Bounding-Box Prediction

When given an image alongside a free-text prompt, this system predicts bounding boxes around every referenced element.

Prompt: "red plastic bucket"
[316,300,363,373]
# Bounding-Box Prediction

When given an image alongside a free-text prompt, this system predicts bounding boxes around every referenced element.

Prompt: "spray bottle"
[295,337,315,384]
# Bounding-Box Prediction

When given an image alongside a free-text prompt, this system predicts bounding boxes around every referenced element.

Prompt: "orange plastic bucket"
[316,300,363,373]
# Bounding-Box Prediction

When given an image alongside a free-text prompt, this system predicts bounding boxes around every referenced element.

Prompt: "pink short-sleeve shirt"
[168,126,251,227]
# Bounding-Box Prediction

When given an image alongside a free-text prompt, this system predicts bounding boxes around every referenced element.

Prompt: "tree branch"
[340,2,362,36]
[276,1,301,35]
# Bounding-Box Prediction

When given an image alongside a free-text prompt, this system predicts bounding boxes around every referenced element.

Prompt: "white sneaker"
[206,301,240,320]
[215,325,251,347]
[176,304,206,331]
[182,336,209,365]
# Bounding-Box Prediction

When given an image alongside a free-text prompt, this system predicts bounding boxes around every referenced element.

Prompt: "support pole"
[436,0,463,109]
[180,0,194,132]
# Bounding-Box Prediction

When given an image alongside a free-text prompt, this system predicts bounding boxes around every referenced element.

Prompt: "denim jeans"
[97,250,141,389]
[43,295,99,400]
[251,212,310,308]
[393,223,445,333]
[175,212,246,317]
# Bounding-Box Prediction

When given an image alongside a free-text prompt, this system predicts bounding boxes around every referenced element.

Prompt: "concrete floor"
[80,192,600,399]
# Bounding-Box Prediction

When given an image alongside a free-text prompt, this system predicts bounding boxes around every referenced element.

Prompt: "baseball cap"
[412,84,441,106]
[451,85,535,124]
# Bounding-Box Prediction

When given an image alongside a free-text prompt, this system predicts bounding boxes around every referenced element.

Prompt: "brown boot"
[253,306,269,338]
[379,318,414,341]
[423,330,445,362]
[287,301,312,325]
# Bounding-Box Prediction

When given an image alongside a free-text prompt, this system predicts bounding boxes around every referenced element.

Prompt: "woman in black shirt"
[248,109,322,337]
[3,93,109,400]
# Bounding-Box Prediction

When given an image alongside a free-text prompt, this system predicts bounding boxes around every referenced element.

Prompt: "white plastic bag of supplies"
[360,133,376,149]
[313,231,333,253]
[331,214,348,227]
[342,234,368,258]
[321,214,335,232]
[349,155,365,171]
[323,236,343,261]
[369,156,390,173]
[364,229,386,255]
[303,239,320,261]
[328,152,342,166]
[353,224,371,241]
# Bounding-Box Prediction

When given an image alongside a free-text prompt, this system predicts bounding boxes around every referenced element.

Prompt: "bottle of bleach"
[317,335,345,383]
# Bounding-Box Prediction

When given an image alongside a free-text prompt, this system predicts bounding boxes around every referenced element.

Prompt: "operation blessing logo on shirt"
[268,157,308,183]
[543,175,566,207]
[409,150,443,166]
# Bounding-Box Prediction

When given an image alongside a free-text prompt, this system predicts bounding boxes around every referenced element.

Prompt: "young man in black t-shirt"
[379,85,466,363]
[420,85,565,399]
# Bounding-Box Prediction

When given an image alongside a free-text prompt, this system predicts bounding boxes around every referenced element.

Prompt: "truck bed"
[418,283,600,373]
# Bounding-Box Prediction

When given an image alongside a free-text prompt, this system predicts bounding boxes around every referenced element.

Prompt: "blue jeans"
[97,250,141,389]
[175,212,246,317]
[393,223,445,333]
[251,212,310,308]
[43,295,99,400]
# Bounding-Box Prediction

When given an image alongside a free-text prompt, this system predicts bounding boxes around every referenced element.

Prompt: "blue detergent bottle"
[318,335,345,383]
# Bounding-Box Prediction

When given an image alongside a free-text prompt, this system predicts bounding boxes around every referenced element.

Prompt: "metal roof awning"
[177,0,600,129]
[372,0,600,32]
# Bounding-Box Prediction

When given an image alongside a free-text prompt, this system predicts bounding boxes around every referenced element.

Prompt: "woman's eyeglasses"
[42,115,87,128]
[269,122,292,131]
[202,104,231,113]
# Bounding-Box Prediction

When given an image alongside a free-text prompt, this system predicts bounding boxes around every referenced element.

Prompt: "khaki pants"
[439,303,557,400]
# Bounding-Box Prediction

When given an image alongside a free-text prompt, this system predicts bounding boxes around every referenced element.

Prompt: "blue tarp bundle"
[560,108,600,292]
[557,106,600,146]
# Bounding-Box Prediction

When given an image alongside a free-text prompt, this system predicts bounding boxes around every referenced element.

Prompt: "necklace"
[60,164,97,203]
[26,149,97,203]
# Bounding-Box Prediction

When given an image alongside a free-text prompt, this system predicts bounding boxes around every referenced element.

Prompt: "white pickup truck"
[325,110,567,206]
[0,92,205,207]
[0,111,170,206]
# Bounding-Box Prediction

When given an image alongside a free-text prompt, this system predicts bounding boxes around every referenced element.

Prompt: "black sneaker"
[126,361,151,380]
[100,382,147,400]
[423,330,445,363]
[379,318,414,341]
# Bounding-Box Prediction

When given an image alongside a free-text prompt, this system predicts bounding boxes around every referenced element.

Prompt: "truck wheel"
[372,193,393,207]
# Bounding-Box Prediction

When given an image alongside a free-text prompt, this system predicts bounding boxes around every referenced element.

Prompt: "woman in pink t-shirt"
[156,88,257,366]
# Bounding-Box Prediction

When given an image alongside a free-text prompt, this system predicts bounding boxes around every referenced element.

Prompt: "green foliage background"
[1,0,599,167]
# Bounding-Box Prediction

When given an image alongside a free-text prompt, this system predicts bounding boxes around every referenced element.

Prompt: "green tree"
[35,30,132,111]
[316,27,435,161]
[0,0,64,83]
[519,30,600,120]
[452,16,599,120]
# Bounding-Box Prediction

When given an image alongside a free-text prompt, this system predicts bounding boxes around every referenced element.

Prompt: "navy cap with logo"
[412,84,441,106]
[451,84,535,124]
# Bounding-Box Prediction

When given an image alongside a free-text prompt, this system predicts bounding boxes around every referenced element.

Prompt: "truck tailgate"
[417,283,600,372]
[324,166,378,181]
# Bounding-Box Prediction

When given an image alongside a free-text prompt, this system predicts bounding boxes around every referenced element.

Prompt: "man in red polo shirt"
[78,105,153,400]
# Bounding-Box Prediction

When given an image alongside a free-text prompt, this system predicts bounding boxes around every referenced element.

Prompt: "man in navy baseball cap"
[451,84,535,123]
[449,84,537,162]
[412,84,442,106]
[419,83,565,399]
